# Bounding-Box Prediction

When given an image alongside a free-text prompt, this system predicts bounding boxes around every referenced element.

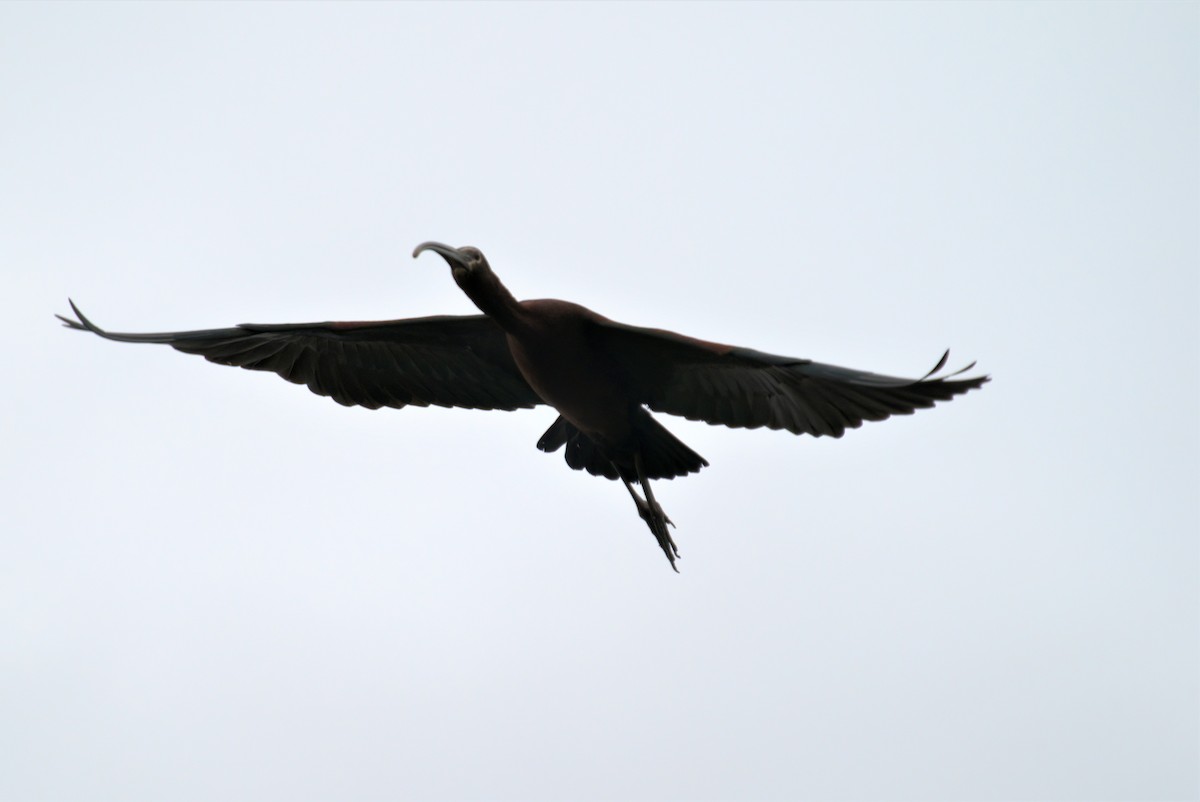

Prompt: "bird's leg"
[621,454,680,571]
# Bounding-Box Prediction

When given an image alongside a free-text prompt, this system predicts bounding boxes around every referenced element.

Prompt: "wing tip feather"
[57,299,97,333]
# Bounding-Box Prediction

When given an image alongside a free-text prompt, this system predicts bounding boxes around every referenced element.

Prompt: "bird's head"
[412,242,491,291]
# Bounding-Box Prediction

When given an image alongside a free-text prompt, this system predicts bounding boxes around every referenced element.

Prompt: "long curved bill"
[412,241,469,269]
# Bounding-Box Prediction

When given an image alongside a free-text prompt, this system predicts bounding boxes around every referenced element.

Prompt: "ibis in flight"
[58,242,987,570]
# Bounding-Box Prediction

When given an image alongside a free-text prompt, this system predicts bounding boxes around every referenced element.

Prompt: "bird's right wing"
[592,319,988,438]
[58,300,543,411]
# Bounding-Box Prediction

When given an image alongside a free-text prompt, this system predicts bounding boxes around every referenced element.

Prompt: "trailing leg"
[621,452,680,571]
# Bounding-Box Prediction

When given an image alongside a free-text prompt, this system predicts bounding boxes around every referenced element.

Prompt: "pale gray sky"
[2,2,1196,800]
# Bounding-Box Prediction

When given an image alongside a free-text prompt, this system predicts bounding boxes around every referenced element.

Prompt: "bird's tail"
[537,413,708,482]
[632,412,708,481]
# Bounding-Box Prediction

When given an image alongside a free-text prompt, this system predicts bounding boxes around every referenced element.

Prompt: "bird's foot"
[634,497,680,572]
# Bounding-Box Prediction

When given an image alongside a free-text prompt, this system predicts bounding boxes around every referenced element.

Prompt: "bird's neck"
[463,269,528,333]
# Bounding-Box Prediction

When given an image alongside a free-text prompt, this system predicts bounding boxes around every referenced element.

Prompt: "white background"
[2,3,1196,800]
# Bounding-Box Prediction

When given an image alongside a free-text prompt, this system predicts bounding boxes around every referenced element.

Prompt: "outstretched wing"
[58,300,543,411]
[592,320,988,438]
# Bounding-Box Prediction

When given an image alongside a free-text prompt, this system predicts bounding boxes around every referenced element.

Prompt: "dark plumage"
[58,242,988,570]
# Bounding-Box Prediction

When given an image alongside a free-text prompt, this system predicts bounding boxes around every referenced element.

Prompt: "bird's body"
[58,242,988,570]
[505,301,628,440]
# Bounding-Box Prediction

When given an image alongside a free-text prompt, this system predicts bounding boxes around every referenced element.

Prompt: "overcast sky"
[2,3,1196,800]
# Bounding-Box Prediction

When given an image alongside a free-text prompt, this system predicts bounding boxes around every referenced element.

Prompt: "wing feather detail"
[593,319,988,437]
[58,300,542,412]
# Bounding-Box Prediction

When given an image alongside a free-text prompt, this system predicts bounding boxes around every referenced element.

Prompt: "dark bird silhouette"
[58,242,988,570]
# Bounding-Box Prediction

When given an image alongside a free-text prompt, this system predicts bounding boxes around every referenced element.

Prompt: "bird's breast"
[506,326,632,443]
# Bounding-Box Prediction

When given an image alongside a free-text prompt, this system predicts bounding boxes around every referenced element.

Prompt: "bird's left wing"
[58,300,543,411]
[591,319,987,437]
